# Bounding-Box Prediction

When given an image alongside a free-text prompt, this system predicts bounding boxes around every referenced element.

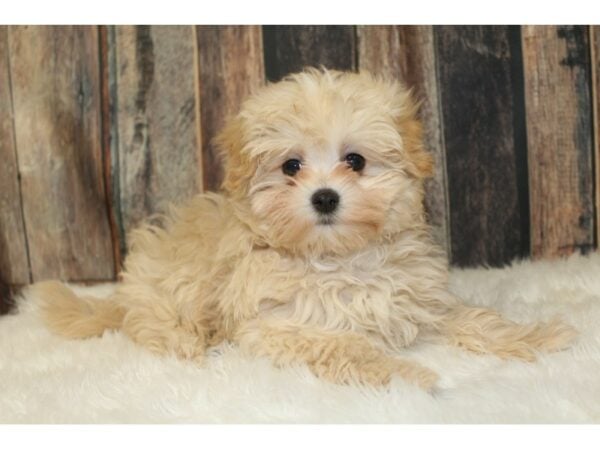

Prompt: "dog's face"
[217,70,433,256]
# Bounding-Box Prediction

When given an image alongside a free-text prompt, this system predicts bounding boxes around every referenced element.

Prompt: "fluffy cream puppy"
[35,69,576,390]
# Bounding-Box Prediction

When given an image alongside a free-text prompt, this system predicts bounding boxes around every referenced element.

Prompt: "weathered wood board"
[262,25,357,82]
[358,25,450,255]
[111,25,203,252]
[196,25,265,191]
[9,25,115,281]
[0,26,30,284]
[522,25,594,258]
[435,25,530,267]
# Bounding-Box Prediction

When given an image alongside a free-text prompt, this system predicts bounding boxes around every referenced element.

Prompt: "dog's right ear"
[396,116,435,179]
[214,116,257,198]
[388,84,434,180]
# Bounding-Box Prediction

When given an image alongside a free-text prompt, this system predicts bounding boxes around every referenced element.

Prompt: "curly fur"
[33,69,576,390]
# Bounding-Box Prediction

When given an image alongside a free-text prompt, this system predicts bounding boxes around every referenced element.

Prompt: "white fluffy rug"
[2,252,600,423]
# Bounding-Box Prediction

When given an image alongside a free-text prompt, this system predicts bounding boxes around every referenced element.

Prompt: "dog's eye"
[282,159,302,176]
[344,153,366,172]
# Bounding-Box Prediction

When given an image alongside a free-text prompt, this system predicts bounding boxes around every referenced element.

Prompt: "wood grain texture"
[436,26,530,267]
[591,25,600,249]
[522,25,594,258]
[99,25,122,273]
[263,25,357,82]
[357,25,450,255]
[196,25,265,191]
[112,26,203,250]
[0,26,30,284]
[9,26,114,281]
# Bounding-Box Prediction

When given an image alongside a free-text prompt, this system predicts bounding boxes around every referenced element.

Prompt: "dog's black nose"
[311,188,340,215]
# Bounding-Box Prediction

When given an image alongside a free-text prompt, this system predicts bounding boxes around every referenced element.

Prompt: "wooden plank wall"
[109,26,202,254]
[357,26,450,256]
[8,26,115,282]
[436,26,530,267]
[593,26,600,250]
[522,26,595,258]
[1,25,600,311]
[196,26,265,191]
[263,26,356,81]
[0,27,30,286]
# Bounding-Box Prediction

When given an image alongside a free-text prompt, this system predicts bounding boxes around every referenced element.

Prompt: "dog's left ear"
[385,79,435,179]
[396,116,434,179]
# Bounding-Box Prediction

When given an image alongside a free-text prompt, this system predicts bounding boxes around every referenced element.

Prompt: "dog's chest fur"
[215,231,450,348]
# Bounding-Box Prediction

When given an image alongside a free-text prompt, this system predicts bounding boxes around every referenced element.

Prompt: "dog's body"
[35,69,575,389]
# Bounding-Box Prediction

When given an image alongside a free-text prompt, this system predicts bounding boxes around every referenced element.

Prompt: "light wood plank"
[0,26,30,284]
[196,25,265,191]
[522,25,594,258]
[9,25,114,281]
[112,26,203,250]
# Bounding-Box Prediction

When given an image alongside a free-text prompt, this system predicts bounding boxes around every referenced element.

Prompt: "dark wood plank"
[112,26,203,250]
[99,25,122,273]
[522,26,594,258]
[9,26,115,281]
[0,275,13,315]
[196,25,265,191]
[435,25,530,267]
[263,25,356,82]
[0,26,30,285]
[357,25,450,254]
[591,25,600,250]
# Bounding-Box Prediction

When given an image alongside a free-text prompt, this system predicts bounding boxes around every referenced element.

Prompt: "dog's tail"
[31,280,126,339]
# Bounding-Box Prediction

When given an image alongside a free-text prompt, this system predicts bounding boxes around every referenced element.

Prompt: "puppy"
[34,69,576,390]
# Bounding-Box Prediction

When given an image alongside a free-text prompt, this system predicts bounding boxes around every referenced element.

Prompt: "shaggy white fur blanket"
[2,252,600,423]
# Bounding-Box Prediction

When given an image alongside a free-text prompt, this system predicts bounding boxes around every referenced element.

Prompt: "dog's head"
[216,69,433,256]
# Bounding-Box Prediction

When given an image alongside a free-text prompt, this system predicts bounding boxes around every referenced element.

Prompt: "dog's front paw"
[392,359,439,391]
[346,357,438,391]
[536,320,578,353]
[129,327,206,364]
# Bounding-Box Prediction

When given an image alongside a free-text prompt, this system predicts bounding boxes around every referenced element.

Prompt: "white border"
[2,425,600,450]
[2,0,600,25]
